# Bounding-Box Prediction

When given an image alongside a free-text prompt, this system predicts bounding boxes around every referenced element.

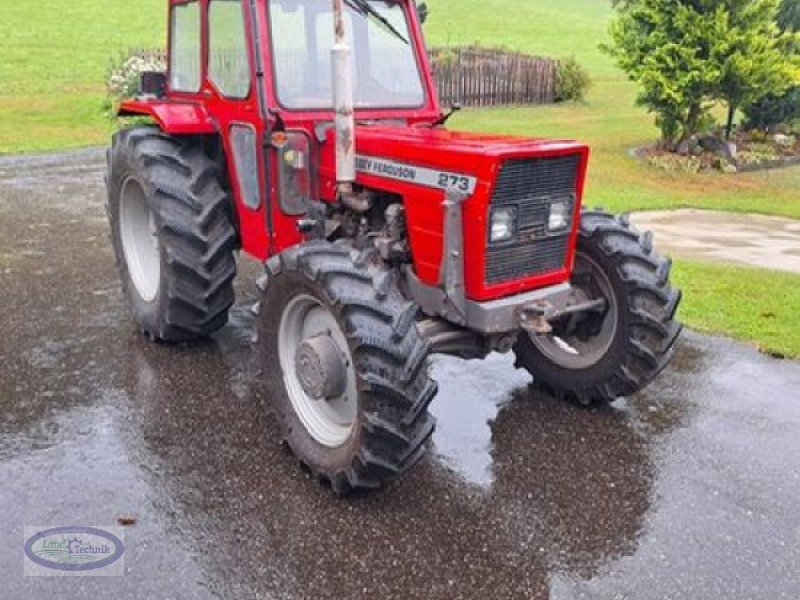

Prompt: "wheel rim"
[119,177,160,303]
[529,251,619,370]
[278,294,358,448]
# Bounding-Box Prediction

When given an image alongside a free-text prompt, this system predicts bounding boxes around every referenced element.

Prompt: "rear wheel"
[513,210,683,406]
[107,126,237,342]
[257,241,437,494]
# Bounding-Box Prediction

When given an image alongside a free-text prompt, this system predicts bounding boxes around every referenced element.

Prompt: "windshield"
[268,0,426,110]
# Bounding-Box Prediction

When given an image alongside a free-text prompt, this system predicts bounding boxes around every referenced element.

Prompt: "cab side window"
[209,0,252,98]
[170,1,202,92]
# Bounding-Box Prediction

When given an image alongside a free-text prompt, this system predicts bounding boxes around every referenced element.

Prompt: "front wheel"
[513,210,683,406]
[257,242,437,494]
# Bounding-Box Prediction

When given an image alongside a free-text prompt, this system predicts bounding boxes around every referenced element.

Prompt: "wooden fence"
[129,46,559,107]
[430,47,557,107]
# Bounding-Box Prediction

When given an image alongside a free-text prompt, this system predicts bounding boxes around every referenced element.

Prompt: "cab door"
[201,0,272,259]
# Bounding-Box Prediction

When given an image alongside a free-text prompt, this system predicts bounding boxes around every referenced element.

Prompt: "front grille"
[485,155,580,285]
[486,237,569,283]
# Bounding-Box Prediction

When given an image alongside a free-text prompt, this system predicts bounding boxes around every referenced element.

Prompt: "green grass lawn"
[0,0,163,154]
[1,0,798,357]
[672,260,800,359]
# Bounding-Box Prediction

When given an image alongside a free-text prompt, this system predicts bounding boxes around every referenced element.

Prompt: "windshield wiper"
[343,0,410,45]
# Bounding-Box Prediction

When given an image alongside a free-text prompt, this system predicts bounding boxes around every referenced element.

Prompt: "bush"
[555,56,591,102]
[743,86,800,131]
[778,0,800,32]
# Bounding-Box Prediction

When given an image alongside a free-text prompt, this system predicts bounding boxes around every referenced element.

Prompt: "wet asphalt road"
[1,149,799,600]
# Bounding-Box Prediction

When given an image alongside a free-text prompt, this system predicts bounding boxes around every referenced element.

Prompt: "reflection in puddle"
[121,326,660,598]
[430,353,530,487]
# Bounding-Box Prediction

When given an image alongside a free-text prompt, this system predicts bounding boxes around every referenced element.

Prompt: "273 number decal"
[437,173,471,192]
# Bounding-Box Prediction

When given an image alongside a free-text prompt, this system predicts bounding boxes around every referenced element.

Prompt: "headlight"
[548,200,571,232]
[490,206,517,243]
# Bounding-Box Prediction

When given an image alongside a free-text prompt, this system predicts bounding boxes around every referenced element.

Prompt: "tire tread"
[108,126,237,342]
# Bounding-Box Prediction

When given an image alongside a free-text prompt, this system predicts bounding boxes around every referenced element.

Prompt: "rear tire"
[257,241,437,494]
[107,126,237,343]
[513,210,683,406]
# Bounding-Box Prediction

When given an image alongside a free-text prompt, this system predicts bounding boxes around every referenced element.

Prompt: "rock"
[699,135,737,163]
[699,134,723,152]
[722,163,738,174]
[774,134,796,147]
[676,135,698,156]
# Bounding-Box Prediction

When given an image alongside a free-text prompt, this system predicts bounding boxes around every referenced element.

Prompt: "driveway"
[1,149,799,599]
[633,208,800,274]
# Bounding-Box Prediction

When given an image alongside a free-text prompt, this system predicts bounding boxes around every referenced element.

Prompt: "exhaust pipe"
[332,0,356,196]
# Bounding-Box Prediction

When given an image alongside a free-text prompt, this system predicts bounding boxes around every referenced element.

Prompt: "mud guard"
[118,100,217,136]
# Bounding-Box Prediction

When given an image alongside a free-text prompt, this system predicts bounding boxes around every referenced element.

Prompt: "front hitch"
[519,298,609,335]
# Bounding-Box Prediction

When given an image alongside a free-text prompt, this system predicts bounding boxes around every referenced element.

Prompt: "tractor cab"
[110,0,682,494]
[163,0,436,114]
[267,0,427,111]
[123,0,446,255]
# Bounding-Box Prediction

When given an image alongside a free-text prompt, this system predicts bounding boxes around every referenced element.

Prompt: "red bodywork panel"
[119,0,591,303]
[318,126,590,301]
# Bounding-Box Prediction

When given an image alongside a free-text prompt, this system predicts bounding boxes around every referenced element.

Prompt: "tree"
[740,0,800,132]
[743,86,800,129]
[604,1,719,147]
[605,0,798,147]
[716,0,798,138]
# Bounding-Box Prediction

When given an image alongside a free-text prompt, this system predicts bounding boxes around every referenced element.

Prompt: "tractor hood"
[354,124,588,189]
[319,124,589,201]
[356,124,587,161]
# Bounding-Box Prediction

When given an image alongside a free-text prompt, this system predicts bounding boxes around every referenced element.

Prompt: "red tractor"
[107,0,682,493]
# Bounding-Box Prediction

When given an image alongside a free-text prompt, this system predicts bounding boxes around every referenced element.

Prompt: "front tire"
[107,127,237,343]
[257,242,437,494]
[513,210,683,406]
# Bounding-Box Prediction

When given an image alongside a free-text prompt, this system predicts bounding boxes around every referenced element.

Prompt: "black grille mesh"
[485,155,579,285]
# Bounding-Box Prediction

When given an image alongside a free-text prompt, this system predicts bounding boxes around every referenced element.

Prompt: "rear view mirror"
[139,71,167,98]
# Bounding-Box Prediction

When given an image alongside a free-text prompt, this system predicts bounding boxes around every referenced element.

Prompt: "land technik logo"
[24,526,125,577]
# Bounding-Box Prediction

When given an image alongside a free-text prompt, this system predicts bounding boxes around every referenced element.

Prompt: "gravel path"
[633,208,800,274]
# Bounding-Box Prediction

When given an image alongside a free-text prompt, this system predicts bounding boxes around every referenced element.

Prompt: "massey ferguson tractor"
[107,0,682,493]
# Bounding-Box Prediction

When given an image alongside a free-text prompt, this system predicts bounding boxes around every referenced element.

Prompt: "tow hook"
[519,302,557,335]
[519,298,609,335]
